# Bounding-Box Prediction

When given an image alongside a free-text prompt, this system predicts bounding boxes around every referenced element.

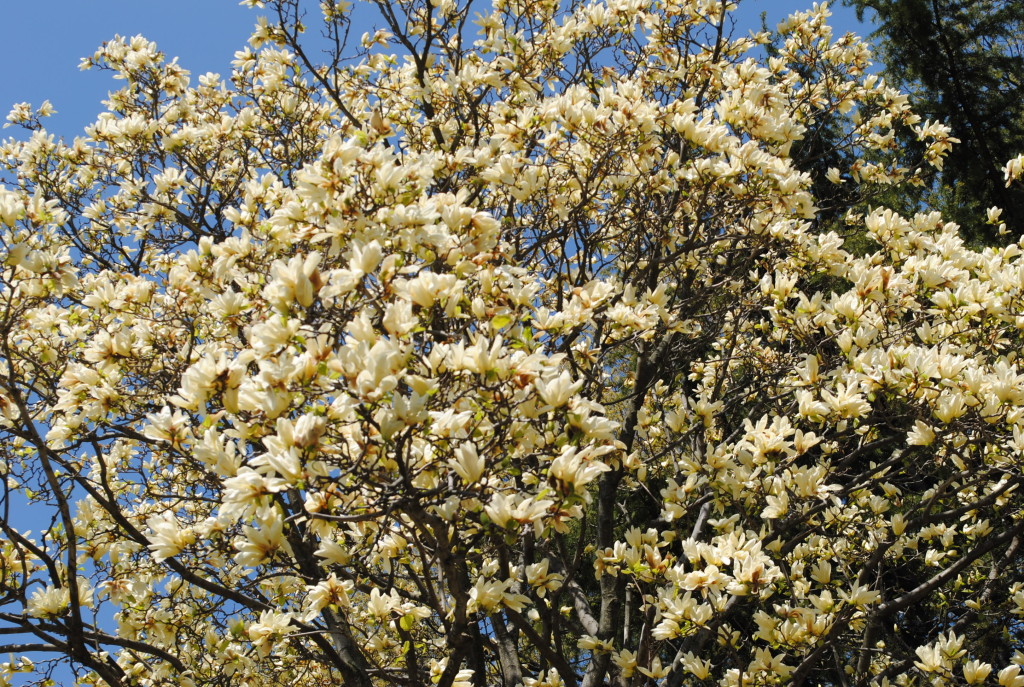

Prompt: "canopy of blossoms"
[1,0,1022,686]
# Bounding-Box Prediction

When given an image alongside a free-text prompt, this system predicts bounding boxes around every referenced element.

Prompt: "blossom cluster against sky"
[2,1,253,135]
[1,0,868,138]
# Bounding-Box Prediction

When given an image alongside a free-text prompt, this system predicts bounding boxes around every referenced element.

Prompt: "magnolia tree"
[2,0,1024,685]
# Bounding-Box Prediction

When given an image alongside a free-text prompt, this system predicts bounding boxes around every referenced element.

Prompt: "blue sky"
[1,0,872,137]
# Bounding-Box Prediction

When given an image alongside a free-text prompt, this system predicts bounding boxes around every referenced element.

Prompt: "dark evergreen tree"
[846,0,1024,244]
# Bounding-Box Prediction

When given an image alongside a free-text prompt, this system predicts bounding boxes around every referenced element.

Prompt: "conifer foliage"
[846,0,1024,242]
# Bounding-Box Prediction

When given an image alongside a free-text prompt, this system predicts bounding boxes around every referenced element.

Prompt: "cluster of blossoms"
[0,0,1021,686]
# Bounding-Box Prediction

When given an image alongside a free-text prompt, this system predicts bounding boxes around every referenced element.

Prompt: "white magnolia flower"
[26,585,69,618]
[449,442,485,484]
[247,610,295,656]
[146,513,196,562]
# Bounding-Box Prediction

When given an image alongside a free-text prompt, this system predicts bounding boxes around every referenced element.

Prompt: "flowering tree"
[1,0,1023,685]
